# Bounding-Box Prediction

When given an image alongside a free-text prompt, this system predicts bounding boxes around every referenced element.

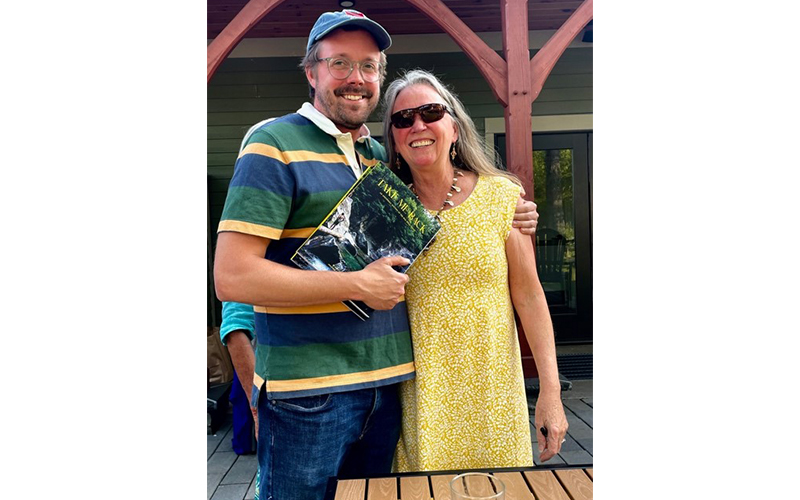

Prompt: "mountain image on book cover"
[291,163,441,320]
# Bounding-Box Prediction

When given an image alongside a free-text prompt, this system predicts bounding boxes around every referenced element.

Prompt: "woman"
[382,70,568,472]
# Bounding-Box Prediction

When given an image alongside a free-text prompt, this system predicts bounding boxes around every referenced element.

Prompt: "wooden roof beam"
[404,0,509,106]
[530,0,593,99]
[207,0,288,83]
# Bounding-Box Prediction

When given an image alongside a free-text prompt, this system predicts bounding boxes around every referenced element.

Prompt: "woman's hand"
[534,391,569,462]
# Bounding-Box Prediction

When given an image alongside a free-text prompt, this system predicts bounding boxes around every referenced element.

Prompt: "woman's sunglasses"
[390,103,449,129]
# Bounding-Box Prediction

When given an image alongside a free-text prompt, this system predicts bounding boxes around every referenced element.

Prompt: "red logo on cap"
[344,10,365,17]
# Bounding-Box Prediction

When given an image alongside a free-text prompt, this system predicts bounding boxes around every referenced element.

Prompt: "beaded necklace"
[409,169,464,221]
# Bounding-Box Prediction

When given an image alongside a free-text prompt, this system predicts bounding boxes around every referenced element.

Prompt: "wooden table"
[330,466,593,500]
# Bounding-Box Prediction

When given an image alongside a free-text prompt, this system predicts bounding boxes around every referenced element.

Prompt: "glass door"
[496,132,592,343]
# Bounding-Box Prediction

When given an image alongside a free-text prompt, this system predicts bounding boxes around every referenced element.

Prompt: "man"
[214,9,538,500]
[218,301,258,450]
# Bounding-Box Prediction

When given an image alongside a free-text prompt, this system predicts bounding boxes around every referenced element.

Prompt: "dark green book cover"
[290,162,441,320]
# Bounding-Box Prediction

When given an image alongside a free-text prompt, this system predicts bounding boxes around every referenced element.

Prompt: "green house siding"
[207,48,592,325]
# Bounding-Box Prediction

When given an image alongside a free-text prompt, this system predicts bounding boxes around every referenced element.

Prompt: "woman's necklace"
[409,168,464,221]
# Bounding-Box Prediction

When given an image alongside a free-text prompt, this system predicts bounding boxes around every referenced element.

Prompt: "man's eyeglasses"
[317,57,382,83]
[390,103,450,129]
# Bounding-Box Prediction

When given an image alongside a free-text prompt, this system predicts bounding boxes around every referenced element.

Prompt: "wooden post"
[501,0,534,198]
[501,0,591,379]
[501,0,537,378]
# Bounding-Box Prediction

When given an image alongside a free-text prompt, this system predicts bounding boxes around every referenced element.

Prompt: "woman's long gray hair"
[381,69,519,186]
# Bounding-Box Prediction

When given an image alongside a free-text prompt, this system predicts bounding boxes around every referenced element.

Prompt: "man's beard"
[318,85,378,131]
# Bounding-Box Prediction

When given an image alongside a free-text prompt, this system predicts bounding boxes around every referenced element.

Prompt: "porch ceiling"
[207,0,587,40]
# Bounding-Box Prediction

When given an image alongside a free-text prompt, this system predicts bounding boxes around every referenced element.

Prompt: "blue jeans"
[254,384,401,500]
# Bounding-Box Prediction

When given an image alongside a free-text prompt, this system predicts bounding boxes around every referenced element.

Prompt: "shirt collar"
[298,102,372,143]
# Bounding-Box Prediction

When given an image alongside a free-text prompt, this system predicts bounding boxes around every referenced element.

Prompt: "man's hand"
[355,256,410,310]
[225,330,258,438]
[512,196,539,235]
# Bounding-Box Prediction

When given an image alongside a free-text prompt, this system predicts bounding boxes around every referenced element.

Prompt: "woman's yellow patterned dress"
[394,174,533,472]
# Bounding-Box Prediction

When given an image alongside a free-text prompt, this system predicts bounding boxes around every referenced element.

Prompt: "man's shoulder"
[245,113,338,155]
[246,113,313,143]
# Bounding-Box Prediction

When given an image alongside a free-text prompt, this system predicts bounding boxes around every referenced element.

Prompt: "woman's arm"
[506,227,569,462]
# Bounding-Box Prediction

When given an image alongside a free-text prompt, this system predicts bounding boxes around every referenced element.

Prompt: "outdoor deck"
[207,379,592,500]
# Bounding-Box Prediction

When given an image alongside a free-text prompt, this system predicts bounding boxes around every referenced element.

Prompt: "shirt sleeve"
[217,127,295,240]
[219,301,255,345]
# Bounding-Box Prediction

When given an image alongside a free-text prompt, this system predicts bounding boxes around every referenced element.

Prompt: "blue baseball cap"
[306,9,392,53]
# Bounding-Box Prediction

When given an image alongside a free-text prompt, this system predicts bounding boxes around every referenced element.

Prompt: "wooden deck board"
[367,477,397,500]
[430,474,456,499]
[494,472,535,500]
[573,437,592,455]
[207,450,237,473]
[554,469,593,500]
[207,472,227,500]
[334,479,366,500]
[215,425,236,454]
[459,474,494,496]
[334,470,590,500]
[523,471,571,500]
[562,410,593,440]
[559,449,593,465]
[563,399,593,427]
[222,454,258,485]
[245,475,256,500]
[207,420,232,459]
[400,475,430,500]
[211,483,249,500]
[559,434,581,452]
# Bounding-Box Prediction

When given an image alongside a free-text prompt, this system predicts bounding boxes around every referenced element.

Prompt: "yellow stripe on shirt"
[360,156,381,168]
[217,221,316,241]
[280,227,315,239]
[253,372,265,391]
[240,143,348,165]
[254,296,405,315]
[255,303,351,315]
[217,220,282,239]
[266,362,415,393]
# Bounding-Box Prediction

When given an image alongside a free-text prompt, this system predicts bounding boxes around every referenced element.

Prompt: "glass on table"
[449,472,505,500]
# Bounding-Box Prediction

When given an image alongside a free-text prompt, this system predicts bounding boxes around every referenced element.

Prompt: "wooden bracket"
[530,0,593,99]
[207,0,288,83]
[404,0,509,106]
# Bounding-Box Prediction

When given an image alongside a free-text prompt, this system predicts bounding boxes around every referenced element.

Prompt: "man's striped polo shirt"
[218,103,415,400]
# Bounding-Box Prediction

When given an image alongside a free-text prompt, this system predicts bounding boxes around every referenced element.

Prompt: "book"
[290,162,441,320]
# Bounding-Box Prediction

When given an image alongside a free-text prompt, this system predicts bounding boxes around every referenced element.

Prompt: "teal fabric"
[220,301,255,345]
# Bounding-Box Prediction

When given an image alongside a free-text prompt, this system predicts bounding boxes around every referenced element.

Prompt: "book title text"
[377,179,427,233]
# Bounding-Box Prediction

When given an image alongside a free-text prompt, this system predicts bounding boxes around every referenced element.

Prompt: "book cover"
[290,162,441,320]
